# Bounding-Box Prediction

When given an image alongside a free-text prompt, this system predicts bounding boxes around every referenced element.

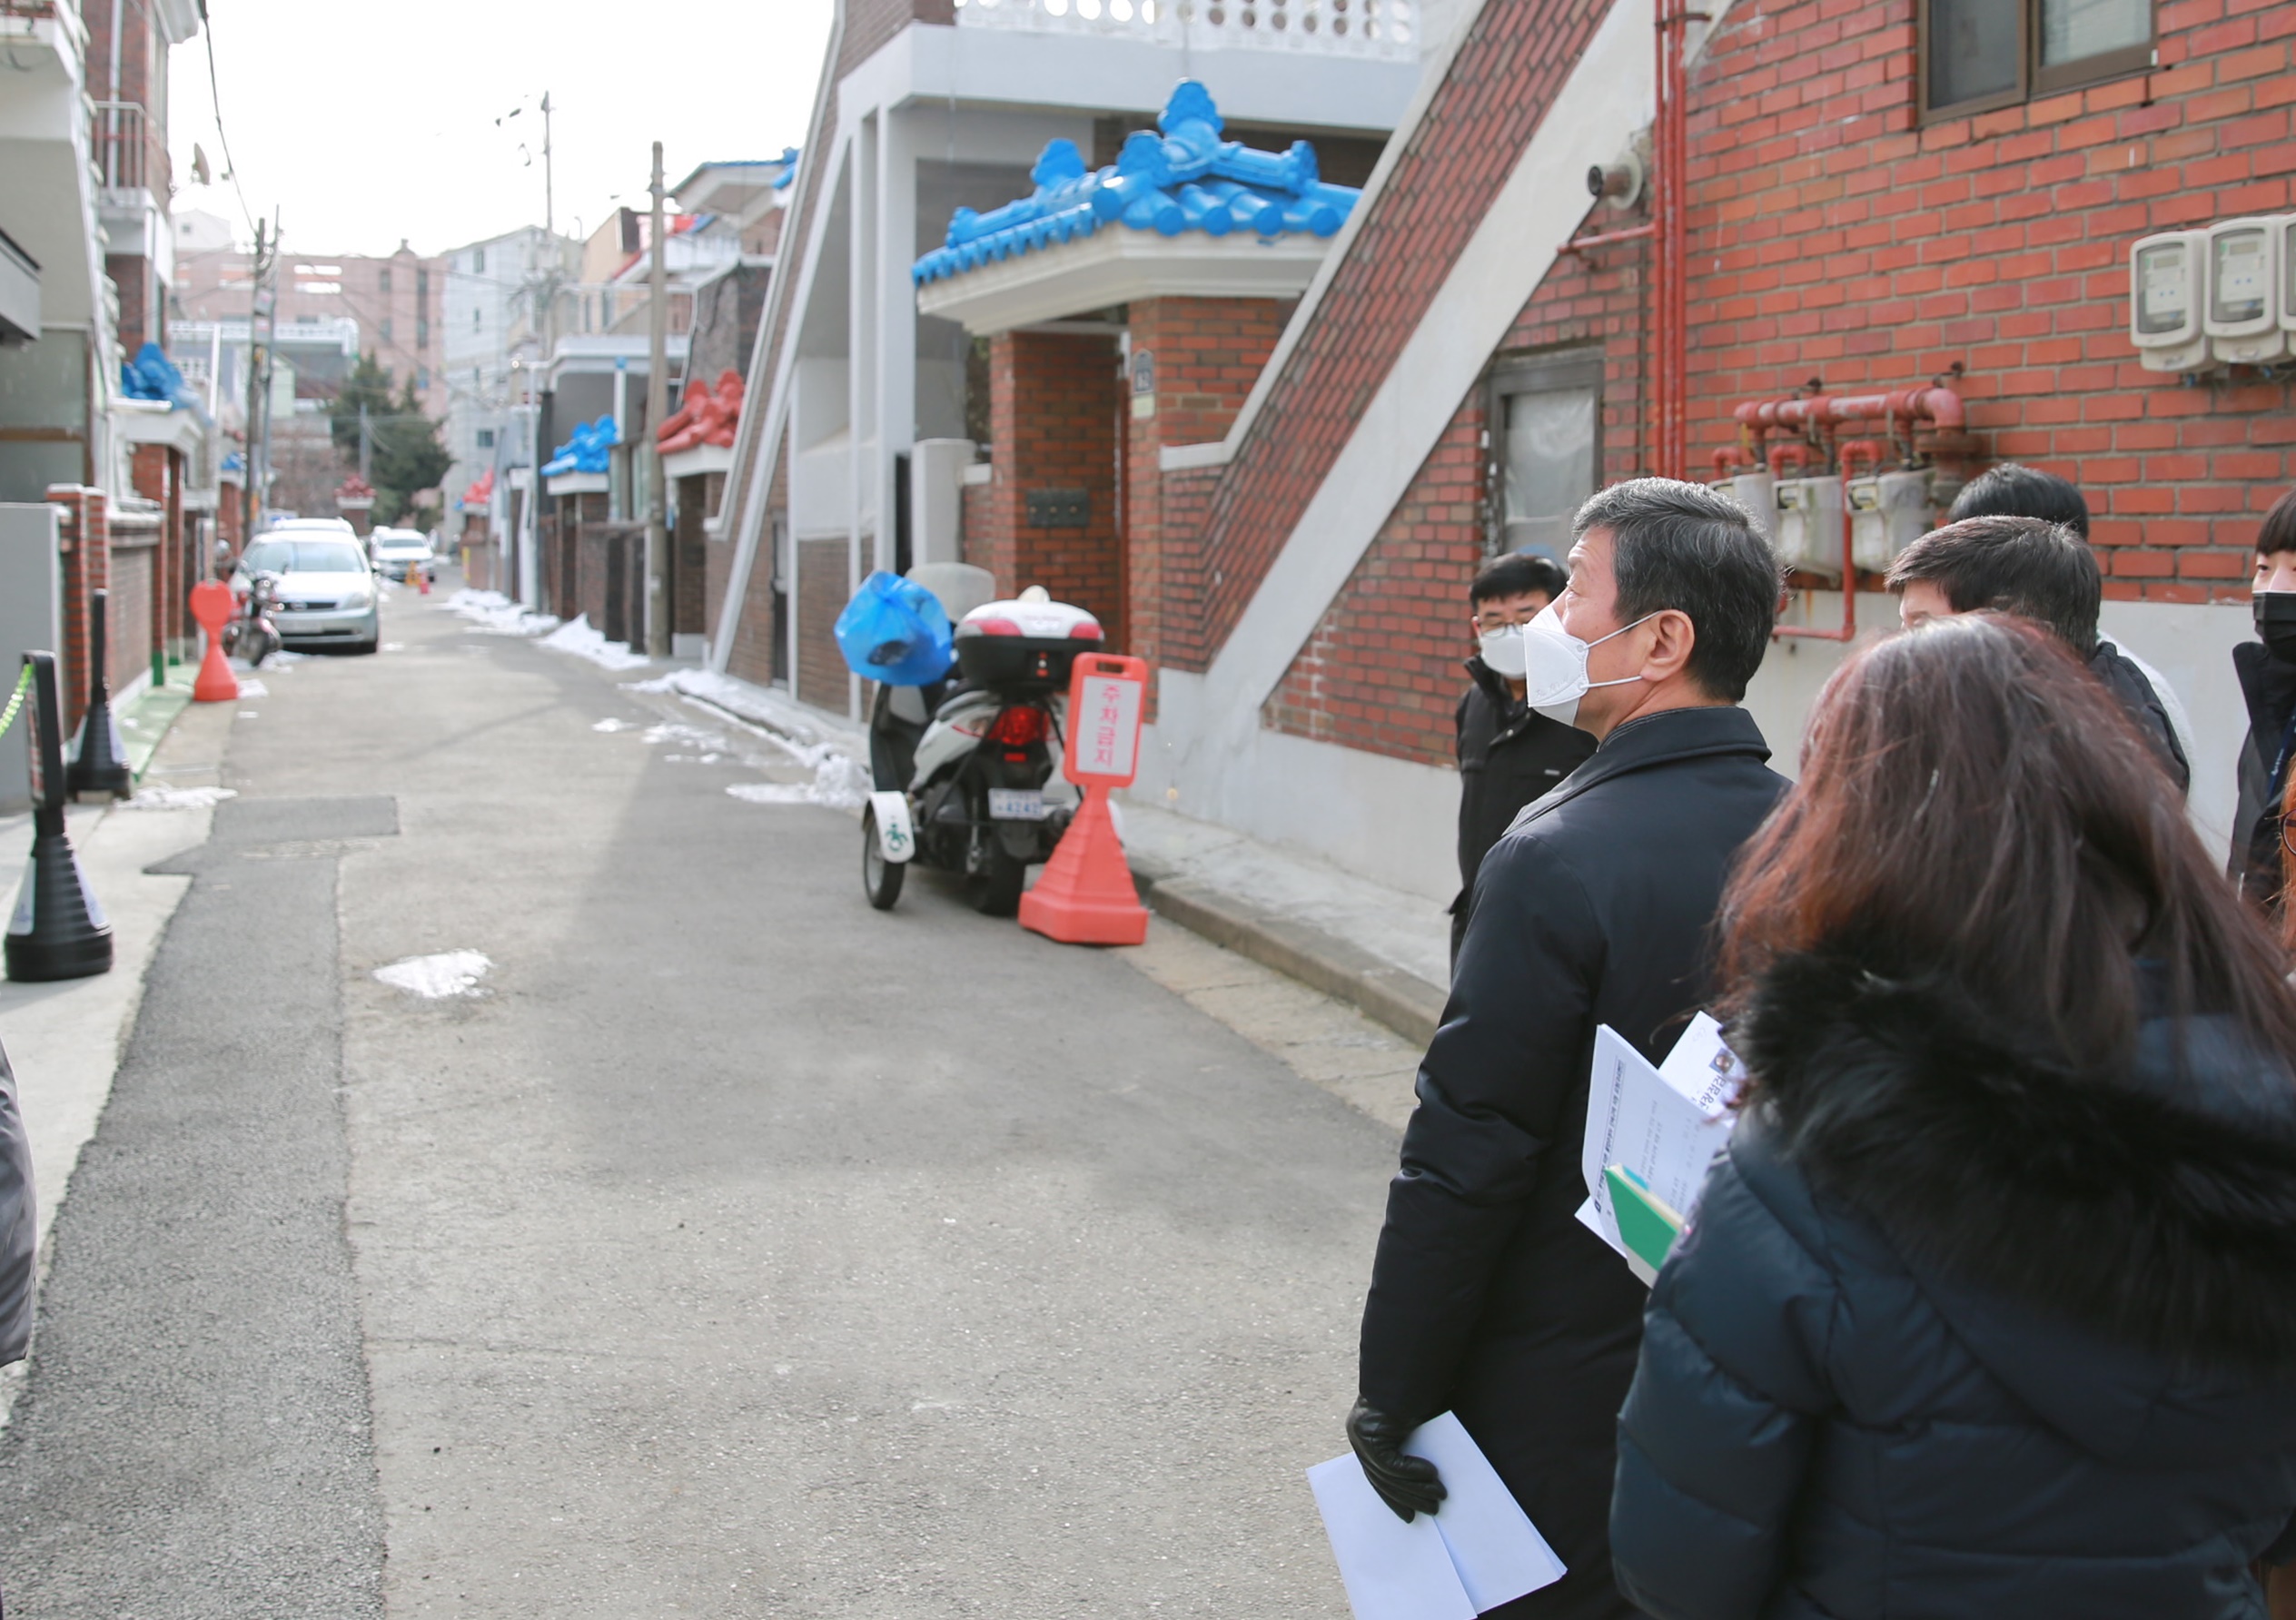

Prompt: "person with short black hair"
[1350,479,1787,1620]
[1450,552,1596,967]
[1946,459,2094,535]
[1887,513,2192,794]
[2232,487,2296,911]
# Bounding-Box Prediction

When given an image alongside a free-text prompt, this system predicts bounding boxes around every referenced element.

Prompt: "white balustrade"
[953,0,1434,62]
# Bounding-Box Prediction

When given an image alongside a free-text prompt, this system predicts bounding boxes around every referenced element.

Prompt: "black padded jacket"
[1613,954,2296,1620]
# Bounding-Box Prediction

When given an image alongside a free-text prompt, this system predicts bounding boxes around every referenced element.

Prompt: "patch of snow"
[382,642,405,653]
[539,615,648,672]
[726,753,870,811]
[374,950,492,999]
[592,717,635,733]
[641,721,727,750]
[118,785,238,811]
[443,588,558,637]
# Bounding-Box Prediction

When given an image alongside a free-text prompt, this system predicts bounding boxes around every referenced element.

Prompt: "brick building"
[699,0,1440,715]
[840,0,2291,899]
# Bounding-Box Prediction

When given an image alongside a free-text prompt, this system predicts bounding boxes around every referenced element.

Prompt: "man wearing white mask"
[1349,479,1787,1620]
[1452,552,1597,968]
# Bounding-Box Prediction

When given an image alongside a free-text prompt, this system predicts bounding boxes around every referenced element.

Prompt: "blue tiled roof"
[541,416,619,478]
[912,81,1360,286]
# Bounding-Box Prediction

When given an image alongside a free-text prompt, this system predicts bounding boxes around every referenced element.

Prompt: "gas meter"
[2129,230,2207,373]
[1847,469,1934,573]
[1774,476,1845,578]
[1710,469,1776,543]
[2205,217,2286,365]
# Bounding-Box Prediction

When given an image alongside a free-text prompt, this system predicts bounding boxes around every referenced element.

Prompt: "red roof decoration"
[657,369,745,453]
[459,469,495,510]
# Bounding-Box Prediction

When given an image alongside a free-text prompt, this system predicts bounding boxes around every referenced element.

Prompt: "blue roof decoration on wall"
[912,81,1360,286]
[541,416,619,478]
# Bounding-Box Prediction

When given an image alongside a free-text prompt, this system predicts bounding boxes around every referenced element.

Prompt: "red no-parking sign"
[1064,655,1148,789]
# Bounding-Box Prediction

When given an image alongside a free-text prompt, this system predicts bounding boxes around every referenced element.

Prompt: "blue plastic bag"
[833,571,955,687]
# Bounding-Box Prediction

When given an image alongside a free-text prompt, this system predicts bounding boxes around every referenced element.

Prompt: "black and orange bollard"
[5,651,113,983]
[66,588,133,801]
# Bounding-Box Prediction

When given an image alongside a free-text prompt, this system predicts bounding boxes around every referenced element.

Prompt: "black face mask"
[2256,592,2296,662]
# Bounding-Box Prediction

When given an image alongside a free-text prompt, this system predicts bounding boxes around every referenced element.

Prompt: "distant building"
[172,220,449,420]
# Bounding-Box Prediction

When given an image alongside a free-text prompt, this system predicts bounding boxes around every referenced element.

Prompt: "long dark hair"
[1722,613,2296,1073]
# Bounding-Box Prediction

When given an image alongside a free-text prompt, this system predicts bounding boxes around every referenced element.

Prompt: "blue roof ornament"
[541,415,619,477]
[120,341,198,410]
[912,80,1360,286]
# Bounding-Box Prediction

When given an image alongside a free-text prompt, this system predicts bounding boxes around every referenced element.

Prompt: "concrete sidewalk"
[0,692,233,1422]
[631,666,1454,1048]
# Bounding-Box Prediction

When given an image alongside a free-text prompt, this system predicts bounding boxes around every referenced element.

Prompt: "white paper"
[1580,1021,1738,1262]
[1404,1413,1568,1610]
[1308,1454,1477,1620]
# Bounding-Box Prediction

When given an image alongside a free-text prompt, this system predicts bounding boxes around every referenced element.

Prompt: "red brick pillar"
[1122,295,1285,677]
[977,329,1123,640]
[44,484,110,732]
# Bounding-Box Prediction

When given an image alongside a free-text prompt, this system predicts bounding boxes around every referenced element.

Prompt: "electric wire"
[194,0,257,239]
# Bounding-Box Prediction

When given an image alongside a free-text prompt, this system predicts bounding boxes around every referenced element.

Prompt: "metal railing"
[954,0,1434,60]
[89,99,152,193]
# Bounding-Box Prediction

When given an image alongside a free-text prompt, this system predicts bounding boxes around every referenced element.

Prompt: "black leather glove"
[1347,1398,1446,1522]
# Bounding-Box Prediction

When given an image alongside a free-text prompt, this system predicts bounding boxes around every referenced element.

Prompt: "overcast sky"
[167,0,835,260]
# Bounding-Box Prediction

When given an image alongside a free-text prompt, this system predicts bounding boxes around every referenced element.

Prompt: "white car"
[231,530,380,654]
[369,527,436,584]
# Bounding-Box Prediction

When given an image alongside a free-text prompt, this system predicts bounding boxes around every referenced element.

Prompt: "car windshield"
[377,540,427,553]
[242,538,368,574]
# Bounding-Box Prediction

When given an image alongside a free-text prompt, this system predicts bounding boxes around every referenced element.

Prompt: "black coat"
[2089,639,2190,795]
[1614,953,2296,1620]
[1361,706,1786,1620]
[1455,657,1599,895]
[0,1040,34,1365]
[2231,640,2296,909]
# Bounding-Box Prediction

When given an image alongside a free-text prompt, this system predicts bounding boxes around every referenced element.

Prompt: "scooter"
[224,570,283,668]
[862,588,1103,916]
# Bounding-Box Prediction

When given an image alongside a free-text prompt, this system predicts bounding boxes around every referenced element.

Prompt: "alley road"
[0,578,1403,1616]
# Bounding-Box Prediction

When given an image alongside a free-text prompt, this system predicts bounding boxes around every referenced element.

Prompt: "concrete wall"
[0,504,63,813]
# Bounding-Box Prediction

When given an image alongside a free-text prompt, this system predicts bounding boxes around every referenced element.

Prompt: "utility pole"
[253,210,281,529]
[238,216,271,563]
[645,140,669,657]
[358,401,371,482]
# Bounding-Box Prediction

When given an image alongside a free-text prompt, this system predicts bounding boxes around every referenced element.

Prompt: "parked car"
[230,530,379,654]
[369,527,437,584]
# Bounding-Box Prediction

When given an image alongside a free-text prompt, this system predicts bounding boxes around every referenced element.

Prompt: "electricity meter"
[2205,217,2286,365]
[2129,230,2207,373]
[2281,214,2296,338]
[1774,476,1845,578]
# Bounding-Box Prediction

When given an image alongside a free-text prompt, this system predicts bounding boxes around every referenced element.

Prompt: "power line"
[193,1,257,240]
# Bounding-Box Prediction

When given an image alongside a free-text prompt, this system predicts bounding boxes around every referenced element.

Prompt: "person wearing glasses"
[1450,552,1596,969]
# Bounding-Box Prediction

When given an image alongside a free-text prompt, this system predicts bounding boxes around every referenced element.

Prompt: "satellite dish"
[191,143,212,186]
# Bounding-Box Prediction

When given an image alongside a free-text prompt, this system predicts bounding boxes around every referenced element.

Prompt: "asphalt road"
[0,579,1403,1616]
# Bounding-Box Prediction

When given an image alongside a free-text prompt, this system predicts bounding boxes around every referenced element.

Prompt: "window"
[380,266,393,294]
[1485,350,1602,560]
[417,367,430,391]
[416,268,429,305]
[477,429,496,449]
[473,308,482,331]
[417,317,430,350]
[381,317,394,342]
[1922,0,2152,119]
[471,248,485,274]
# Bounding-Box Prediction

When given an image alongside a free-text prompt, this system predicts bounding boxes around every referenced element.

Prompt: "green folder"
[1605,1165,1685,1286]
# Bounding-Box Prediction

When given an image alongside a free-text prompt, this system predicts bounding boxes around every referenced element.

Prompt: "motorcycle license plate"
[987,788,1048,822]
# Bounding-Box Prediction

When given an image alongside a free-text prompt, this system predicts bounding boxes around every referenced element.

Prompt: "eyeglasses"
[2281,815,2296,859]
[1473,609,1540,632]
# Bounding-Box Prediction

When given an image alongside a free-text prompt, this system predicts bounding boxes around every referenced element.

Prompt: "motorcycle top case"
[953,597,1103,689]
[833,571,956,687]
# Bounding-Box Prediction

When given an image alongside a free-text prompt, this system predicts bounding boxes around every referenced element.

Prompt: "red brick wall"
[1126,297,1286,678]
[795,537,848,710]
[724,454,787,687]
[1265,221,1651,757]
[1170,0,1620,671]
[971,330,1124,640]
[1686,0,2294,599]
[45,486,107,732]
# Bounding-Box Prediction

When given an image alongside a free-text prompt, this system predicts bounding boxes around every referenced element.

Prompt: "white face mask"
[1520,603,1655,727]
[1477,624,1529,679]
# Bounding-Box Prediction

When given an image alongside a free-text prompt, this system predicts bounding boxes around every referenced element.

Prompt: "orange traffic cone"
[1019,785,1148,946]
[188,578,238,703]
[416,562,431,596]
